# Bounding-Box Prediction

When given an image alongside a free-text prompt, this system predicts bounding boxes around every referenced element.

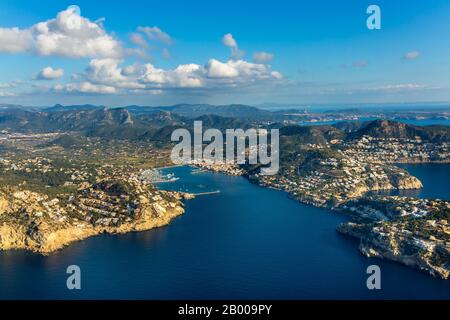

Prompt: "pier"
[192,190,221,196]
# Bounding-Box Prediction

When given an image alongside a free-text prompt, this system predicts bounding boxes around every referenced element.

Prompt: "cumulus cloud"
[222,33,245,60]
[61,56,283,95]
[53,82,116,94]
[141,63,204,88]
[0,5,123,58]
[0,27,32,53]
[253,52,273,63]
[403,51,420,60]
[142,58,280,88]
[137,26,173,45]
[204,59,282,82]
[206,59,239,78]
[0,8,283,97]
[84,58,145,89]
[34,66,64,80]
[82,59,204,89]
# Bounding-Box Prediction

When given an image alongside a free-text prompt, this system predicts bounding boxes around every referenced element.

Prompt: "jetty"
[192,190,221,196]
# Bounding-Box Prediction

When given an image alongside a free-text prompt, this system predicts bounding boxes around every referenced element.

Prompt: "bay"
[0,165,449,299]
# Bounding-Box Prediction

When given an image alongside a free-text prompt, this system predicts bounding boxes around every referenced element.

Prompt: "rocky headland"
[0,180,193,255]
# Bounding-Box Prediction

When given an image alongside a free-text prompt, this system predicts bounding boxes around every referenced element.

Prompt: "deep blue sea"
[373,163,450,200]
[399,119,450,126]
[0,165,449,299]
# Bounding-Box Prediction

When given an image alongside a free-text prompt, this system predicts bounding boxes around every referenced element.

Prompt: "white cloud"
[121,63,140,76]
[139,58,280,88]
[2,12,283,97]
[129,89,163,95]
[60,57,283,95]
[137,26,173,45]
[74,58,202,90]
[54,82,116,94]
[332,83,429,96]
[34,66,64,80]
[0,81,23,97]
[129,33,148,48]
[0,91,16,97]
[0,27,32,53]
[253,52,273,63]
[206,59,240,78]
[0,5,123,58]
[271,71,283,80]
[84,58,145,89]
[403,51,420,60]
[206,59,281,81]
[140,63,203,88]
[222,33,238,48]
[87,59,126,83]
[376,84,425,91]
[222,33,244,59]
[128,26,173,61]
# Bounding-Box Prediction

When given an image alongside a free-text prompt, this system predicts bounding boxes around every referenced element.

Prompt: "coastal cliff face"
[0,181,190,255]
[389,174,423,190]
[249,145,448,280]
[337,200,450,280]
[347,172,423,199]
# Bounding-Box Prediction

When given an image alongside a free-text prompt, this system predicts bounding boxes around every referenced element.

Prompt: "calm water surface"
[373,163,450,200]
[298,118,450,126]
[0,166,449,299]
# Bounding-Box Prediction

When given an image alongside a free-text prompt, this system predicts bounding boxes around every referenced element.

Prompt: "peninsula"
[0,105,448,279]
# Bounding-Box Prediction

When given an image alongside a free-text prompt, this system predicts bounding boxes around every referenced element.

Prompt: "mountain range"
[0,104,449,144]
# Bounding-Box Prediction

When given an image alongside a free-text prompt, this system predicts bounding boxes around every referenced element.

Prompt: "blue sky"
[0,0,449,107]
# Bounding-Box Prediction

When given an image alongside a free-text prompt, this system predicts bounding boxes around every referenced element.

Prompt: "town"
[0,110,448,278]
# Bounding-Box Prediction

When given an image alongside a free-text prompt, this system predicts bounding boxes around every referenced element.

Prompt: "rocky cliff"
[0,181,192,255]
[338,218,450,280]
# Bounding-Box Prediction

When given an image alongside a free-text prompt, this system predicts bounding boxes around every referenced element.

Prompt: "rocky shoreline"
[1,163,448,280]
[194,162,449,280]
[337,222,449,280]
[0,180,193,255]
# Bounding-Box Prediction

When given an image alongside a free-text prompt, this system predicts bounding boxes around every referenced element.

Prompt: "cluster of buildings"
[189,159,245,176]
[342,136,449,163]
[0,157,54,173]
[0,131,59,141]
[0,171,184,230]
[140,169,177,184]
[345,195,449,220]
[68,180,181,227]
[258,149,420,208]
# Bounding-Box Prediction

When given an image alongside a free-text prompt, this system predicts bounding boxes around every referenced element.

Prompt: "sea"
[0,165,449,299]
[297,118,450,126]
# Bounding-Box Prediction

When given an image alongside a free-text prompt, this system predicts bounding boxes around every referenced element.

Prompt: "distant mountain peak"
[349,119,450,142]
